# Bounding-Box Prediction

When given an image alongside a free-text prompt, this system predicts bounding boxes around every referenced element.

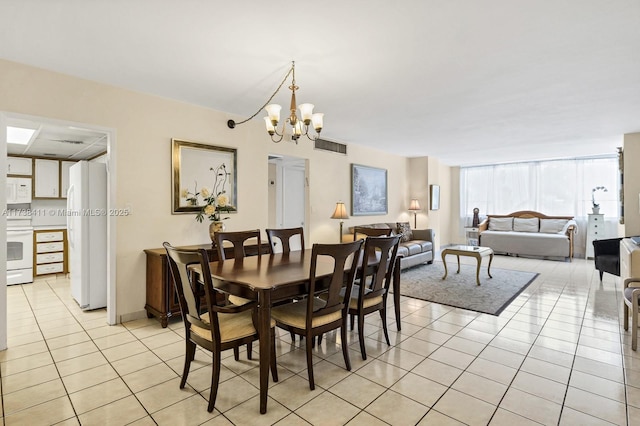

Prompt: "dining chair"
[163,242,278,412]
[347,234,401,360]
[214,229,262,261]
[271,239,364,390]
[624,277,640,350]
[353,226,393,240]
[266,227,305,254]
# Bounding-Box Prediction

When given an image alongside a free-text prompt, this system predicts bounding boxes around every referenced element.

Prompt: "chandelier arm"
[227,63,294,128]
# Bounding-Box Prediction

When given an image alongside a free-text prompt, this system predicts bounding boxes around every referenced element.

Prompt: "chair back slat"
[359,235,401,302]
[266,227,305,254]
[353,226,393,241]
[307,240,363,322]
[214,229,261,260]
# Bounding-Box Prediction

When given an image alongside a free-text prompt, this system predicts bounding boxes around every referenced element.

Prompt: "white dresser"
[621,238,640,283]
[586,213,605,259]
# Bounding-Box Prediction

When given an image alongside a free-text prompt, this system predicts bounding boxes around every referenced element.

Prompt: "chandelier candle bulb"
[299,103,314,123]
[265,104,281,125]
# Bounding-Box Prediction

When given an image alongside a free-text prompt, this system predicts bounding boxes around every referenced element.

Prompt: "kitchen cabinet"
[144,242,270,327]
[7,156,33,176]
[34,159,60,198]
[34,229,68,275]
[34,158,77,199]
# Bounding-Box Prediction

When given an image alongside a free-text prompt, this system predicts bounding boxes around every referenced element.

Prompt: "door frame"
[268,154,309,238]
[0,112,117,349]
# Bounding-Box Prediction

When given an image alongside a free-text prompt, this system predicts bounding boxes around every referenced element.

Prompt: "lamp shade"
[331,202,349,220]
[409,199,421,211]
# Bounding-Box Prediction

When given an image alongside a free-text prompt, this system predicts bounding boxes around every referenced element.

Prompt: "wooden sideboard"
[144,242,270,327]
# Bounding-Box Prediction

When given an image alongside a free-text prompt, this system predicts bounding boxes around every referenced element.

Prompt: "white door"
[268,156,307,239]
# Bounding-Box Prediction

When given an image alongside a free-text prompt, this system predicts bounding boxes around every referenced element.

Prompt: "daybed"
[344,222,434,269]
[478,211,577,261]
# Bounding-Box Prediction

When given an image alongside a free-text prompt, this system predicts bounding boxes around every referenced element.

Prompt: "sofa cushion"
[489,217,513,231]
[396,222,413,242]
[540,218,568,234]
[514,217,539,233]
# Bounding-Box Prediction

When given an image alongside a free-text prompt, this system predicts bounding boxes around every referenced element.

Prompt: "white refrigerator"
[67,161,107,310]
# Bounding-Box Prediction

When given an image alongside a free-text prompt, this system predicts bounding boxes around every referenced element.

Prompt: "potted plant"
[591,186,608,214]
[195,163,237,239]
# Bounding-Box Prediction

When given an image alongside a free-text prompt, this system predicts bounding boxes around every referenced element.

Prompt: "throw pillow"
[488,217,513,232]
[396,222,413,242]
[514,217,539,233]
[539,218,568,234]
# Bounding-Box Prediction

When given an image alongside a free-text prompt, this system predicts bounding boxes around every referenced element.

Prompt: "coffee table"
[441,245,494,286]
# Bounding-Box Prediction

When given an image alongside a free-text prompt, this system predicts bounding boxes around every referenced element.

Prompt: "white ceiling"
[1,0,639,166]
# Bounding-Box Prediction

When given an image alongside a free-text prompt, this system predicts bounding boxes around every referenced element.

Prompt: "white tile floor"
[1,253,638,425]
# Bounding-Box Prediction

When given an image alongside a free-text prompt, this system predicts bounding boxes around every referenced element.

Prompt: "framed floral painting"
[351,164,387,215]
[171,139,237,214]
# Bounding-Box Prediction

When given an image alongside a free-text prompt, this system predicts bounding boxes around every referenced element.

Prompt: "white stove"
[7,217,34,285]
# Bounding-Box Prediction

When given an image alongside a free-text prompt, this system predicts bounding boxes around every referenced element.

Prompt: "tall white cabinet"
[586,213,605,259]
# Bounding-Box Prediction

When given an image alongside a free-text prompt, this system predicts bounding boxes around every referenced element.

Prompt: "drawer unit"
[586,214,605,259]
[36,252,64,263]
[33,229,68,276]
[36,263,64,275]
[37,241,64,253]
[36,231,64,242]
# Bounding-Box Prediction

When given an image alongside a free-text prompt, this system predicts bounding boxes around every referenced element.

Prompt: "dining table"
[194,248,402,414]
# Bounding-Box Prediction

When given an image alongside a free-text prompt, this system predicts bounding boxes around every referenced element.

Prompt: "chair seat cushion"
[624,287,640,305]
[191,310,274,343]
[272,297,342,329]
[346,285,383,309]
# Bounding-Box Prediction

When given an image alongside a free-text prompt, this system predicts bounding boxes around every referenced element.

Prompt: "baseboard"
[118,309,148,324]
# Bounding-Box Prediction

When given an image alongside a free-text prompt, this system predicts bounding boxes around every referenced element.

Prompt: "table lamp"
[331,201,349,242]
[408,199,421,228]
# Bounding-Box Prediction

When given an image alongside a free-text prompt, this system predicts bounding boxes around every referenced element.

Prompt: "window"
[461,157,619,222]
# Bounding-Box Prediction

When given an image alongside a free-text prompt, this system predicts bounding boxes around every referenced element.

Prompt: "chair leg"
[625,303,630,331]
[180,340,196,389]
[357,312,367,360]
[247,342,252,360]
[233,346,239,361]
[341,323,352,372]
[350,314,355,331]
[270,330,279,382]
[380,307,391,346]
[290,330,296,342]
[634,297,639,351]
[306,332,315,390]
[207,353,222,412]
[317,334,323,345]
[599,270,604,281]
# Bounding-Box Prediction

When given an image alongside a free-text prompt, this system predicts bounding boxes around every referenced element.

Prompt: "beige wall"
[0,59,414,322]
[624,133,640,236]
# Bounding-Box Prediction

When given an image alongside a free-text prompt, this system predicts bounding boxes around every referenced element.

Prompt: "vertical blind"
[460,156,619,221]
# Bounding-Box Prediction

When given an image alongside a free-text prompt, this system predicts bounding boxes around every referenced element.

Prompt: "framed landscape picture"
[430,184,440,210]
[351,164,387,215]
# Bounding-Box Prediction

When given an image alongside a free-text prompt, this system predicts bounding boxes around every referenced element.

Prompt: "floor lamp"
[331,202,349,242]
[409,199,421,228]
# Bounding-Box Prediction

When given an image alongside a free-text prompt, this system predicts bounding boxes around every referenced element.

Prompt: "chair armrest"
[625,278,640,289]
[478,219,488,232]
[412,229,434,243]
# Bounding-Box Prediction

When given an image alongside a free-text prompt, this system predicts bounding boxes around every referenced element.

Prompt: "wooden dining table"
[195,248,402,414]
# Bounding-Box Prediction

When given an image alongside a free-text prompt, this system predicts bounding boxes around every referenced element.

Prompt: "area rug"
[396,261,538,316]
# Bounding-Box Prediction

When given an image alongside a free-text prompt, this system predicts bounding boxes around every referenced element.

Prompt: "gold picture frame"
[171,139,237,214]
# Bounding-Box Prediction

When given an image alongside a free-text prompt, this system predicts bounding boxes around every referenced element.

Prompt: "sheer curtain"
[460,156,619,257]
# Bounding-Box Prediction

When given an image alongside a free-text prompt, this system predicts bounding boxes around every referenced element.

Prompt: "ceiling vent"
[54,139,84,145]
[314,138,347,155]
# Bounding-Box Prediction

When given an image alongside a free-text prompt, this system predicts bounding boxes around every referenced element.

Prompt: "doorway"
[268,155,308,242]
[1,112,117,349]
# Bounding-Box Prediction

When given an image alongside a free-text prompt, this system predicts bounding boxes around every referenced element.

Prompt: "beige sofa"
[479,210,577,261]
[345,222,435,269]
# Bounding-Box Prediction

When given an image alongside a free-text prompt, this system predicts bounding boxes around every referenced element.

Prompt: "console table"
[143,242,269,327]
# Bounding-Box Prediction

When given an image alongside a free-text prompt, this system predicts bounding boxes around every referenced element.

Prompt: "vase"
[209,221,226,242]
[592,206,600,214]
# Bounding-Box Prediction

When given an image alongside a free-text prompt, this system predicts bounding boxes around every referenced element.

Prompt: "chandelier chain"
[232,63,295,126]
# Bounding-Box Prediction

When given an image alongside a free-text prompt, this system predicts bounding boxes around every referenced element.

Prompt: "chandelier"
[227,61,324,143]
